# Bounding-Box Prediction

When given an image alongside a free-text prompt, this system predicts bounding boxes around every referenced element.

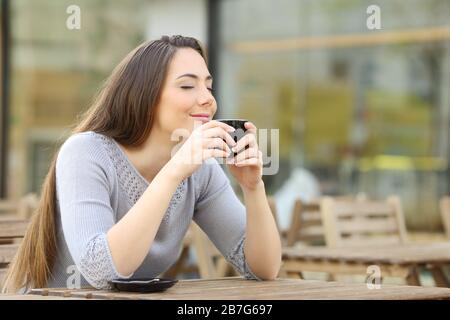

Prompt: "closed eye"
[181,86,215,93]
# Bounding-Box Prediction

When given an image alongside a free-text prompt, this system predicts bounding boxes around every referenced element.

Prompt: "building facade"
[1,0,450,231]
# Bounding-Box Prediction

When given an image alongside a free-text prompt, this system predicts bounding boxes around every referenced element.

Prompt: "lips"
[190,113,211,122]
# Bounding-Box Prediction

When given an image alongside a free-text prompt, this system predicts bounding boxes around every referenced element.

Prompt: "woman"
[3,35,281,292]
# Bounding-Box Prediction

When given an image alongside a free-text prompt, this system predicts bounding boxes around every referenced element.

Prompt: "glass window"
[7,0,150,197]
[7,0,208,200]
[0,1,5,198]
[7,0,208,201]
[215,0,450,231]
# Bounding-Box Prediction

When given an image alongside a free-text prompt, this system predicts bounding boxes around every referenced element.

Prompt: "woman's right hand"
[167,120,236,181]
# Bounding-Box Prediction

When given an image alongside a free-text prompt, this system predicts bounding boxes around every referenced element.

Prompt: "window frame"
[0,0,11,198]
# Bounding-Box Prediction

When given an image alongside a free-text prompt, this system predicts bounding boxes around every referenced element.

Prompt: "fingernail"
[228,127,235,132]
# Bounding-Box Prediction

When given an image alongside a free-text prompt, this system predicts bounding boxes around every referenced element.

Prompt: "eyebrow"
[176,73,213,81]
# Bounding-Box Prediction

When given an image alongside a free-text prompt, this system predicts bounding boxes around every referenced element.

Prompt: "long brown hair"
[2,35,207,293]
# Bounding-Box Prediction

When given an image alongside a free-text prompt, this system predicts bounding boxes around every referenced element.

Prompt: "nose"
[197,86,214,106]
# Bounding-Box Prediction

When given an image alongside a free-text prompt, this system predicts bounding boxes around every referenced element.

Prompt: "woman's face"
[153,47,217,137]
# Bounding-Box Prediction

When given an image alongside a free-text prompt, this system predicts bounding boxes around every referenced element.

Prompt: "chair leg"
[216,258,234,277]
[327,273,336,281]
[405,267,421,286]
[428,266,450,287]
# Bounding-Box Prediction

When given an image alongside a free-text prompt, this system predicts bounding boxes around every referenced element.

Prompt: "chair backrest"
[0,218,29,287]
[165,196,282,279]
[189,196,279,279]
[190,223,237,279]
[162,227,198,279]
[0,194,38,287]
[286,199,324,246]
[439,196,450,240]
[320,195,408,247]
[0,193,39,219]
[285,195,366,247]
[190,223,221,278]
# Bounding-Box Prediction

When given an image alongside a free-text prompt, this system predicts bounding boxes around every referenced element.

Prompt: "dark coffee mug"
[216,119,248,157]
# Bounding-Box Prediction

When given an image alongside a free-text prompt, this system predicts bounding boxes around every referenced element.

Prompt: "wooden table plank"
[282,242,450,287]
[0,219,28,239]
[282,242,450,265]
[0,244,20,264]
[0,294,81,300]
[22,278,450,300]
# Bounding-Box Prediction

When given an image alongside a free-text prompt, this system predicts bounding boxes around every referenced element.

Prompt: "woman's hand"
[227,122,263,191]
[168,120,236,181]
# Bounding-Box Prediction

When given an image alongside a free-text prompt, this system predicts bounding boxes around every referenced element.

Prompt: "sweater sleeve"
[193,159,261,280]
[55,133,132,289]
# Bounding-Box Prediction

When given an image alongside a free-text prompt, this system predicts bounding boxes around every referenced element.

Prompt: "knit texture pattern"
[49,131,259,290]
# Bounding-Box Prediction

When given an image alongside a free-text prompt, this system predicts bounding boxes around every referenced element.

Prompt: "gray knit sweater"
[47,131,258,289]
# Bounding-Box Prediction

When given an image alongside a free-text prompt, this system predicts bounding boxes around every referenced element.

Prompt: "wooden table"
[282,242,450,287]
[3,277,450,300]
[0,294,78,300]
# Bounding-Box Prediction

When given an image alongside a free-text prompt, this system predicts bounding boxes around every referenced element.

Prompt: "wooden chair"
[286,199,324,247]
[317,196,438,285]
[284,194,368,248]
[281,195,417,283]
[0,193,39,219]
[280,198,325,279]
[320,195,408,248]
[164,224,239,279]
[191,196,282,279]
[162,227,199,279]
[190,223,235,278]
[0,194,38,247]
[0,218,29,287]
[165,196,280,279]
[439,196,450,240]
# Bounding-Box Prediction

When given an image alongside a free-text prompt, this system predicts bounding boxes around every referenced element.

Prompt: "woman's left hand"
[227,122,263,191]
